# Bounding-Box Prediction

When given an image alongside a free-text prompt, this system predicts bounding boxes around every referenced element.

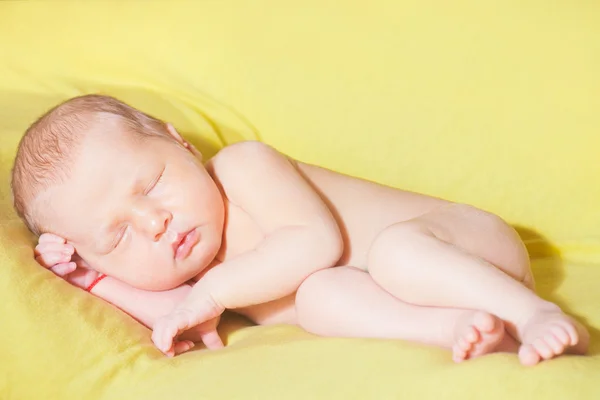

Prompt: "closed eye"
[108,225,128,253]
[144,167,165,195]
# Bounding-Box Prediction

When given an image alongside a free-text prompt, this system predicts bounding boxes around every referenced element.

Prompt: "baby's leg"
[295,267,517,361]
[236,267,517,361]
[367,204,589,365]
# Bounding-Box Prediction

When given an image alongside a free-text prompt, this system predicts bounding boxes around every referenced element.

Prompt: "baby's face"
[34,124,225,290]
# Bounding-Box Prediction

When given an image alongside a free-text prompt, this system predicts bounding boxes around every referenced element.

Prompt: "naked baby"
[11,95,589,365]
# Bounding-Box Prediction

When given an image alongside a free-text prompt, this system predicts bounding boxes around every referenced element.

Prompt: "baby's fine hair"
[11,94,168,236]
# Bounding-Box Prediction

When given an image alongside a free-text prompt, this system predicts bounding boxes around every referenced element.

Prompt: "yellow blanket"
[1,1,599,398]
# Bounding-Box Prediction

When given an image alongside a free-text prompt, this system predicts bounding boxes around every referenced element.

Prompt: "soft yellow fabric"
[1,1,599,399]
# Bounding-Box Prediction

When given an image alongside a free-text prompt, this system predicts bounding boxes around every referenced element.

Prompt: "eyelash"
[110,168,165,252]
[111,225,128,251]
[144,168,165,195]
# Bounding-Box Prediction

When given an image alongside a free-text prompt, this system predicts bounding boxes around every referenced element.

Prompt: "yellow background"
[0,1,599,399]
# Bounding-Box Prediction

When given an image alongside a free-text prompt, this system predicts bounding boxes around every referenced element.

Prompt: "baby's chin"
[129,270,195,291]
[143,252,215,290]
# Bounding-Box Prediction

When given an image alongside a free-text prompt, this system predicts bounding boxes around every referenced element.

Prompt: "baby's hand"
[34,233,99,289]
[178,316,224,350]
[152,284,225,356]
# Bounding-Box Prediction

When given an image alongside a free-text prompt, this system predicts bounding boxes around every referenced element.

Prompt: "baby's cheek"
[86,255,118,277]
[88,251,136,280]
[119,250,178,289]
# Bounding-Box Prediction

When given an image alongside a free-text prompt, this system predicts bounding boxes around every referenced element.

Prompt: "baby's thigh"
[372,203,533,285]
[429,204,530,276]
[234,294,298,326]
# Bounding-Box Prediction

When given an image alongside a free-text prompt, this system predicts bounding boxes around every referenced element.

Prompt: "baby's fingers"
[35,252,73,268]
[38,233,66,244]
[200,329,224,350]
[34,242,74,256]
[173,340,195,356]
[152,310,197,355]
[152,320,181,356]
[50,262,77,277]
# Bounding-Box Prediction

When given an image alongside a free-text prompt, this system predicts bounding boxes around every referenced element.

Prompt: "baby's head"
[11,95,225,290]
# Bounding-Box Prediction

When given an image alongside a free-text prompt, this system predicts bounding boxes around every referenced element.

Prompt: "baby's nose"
[131,198,172,241]
[147,210,172,241]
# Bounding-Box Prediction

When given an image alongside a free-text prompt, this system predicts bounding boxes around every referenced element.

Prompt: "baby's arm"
[90,278,224,350]
[91,277,191,329]
[152,142,343,354]
[35,233,223,352]
[202,142,343,308]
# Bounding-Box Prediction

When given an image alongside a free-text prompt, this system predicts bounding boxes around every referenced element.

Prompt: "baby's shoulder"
[206,141,293,194]
[208,141,288,175]
[215,140,276,159]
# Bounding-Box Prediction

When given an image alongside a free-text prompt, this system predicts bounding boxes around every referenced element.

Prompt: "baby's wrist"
[191,273,224,310]
[86,274,107,293]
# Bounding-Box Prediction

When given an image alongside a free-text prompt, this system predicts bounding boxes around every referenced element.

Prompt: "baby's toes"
[550,325,571,346]
[532,338,555,360]
[518,344,541,366]
[452,345,467,363]
[558,321,579,346]
[464,326,480,344]
[544,333,566,355]
[472,311,495,333]
[457,337,472,352]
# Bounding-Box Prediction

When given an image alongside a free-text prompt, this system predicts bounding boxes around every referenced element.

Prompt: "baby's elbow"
[312,222,344,269]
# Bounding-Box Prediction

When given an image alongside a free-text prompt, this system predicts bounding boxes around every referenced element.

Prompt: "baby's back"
[293,161,449,268]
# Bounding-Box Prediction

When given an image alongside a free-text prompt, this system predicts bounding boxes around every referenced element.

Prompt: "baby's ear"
[165,123,203,160]
[165,123,185,143]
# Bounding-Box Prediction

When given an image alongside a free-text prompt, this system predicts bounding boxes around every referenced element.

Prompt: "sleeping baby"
[11,94,589,365]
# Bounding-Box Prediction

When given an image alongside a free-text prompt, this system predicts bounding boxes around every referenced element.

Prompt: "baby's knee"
[296,267,362,330]
[471,208,530,268]
[456,204,512,234]
[296,268,335,306]
[367,221,432,275]
[296,268,349,306]
[451,204,523,244]
[451,204,532,284]
[297,269,333,298]
[295,269,339,331]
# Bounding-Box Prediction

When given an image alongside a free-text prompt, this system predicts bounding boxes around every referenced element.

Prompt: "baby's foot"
[452,311,505,362]
[518,309,589,366]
